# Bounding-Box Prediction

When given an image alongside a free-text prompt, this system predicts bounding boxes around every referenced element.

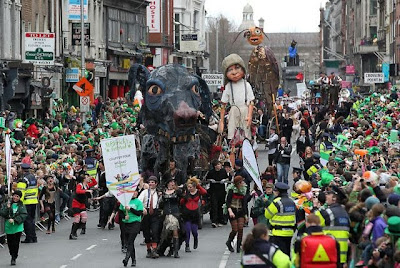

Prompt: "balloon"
[354,149,368,157]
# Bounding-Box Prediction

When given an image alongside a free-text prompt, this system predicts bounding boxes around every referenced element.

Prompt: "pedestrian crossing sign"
[312,244,330,262]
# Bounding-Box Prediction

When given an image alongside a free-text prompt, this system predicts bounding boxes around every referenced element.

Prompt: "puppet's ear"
[193,74,212,121]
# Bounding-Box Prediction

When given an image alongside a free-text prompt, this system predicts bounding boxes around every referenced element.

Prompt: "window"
[193,10,198,31]
[370,0,377,15]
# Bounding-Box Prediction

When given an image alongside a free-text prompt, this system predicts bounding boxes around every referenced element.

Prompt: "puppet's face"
[244,27,264,46]
[226,64,244,83]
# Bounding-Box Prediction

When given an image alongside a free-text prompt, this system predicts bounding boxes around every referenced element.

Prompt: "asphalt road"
[0,146,300,268]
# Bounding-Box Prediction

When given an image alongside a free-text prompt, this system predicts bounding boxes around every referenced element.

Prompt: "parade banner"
[101,135,140,206]
[242,139,262,191]
[5,134,12,197]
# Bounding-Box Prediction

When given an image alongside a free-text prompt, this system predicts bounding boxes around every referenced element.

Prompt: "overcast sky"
[204,0,329,33]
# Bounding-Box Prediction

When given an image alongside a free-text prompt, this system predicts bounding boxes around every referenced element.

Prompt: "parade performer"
[69,172,97,240]
[39,175,58,234]
[120,191,143,267]
[225,175,247,253]
[137,175,160,258]
[0,191,27,266]
[264,182,297,256]
[242,223,291,268]
[180,177,207,252]
[158,177,183,258]
[218,54,255,140]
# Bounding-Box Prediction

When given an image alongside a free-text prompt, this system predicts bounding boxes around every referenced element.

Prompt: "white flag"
[242,139,262,191]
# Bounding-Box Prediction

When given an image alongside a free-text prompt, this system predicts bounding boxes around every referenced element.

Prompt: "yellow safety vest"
[16,181,27,202]
[86,162,98,178]
[316,208,350,264]
[264,196,296,237]
[23,186,39,205]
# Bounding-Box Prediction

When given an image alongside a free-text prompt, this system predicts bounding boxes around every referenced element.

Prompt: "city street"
[0,147,299,268]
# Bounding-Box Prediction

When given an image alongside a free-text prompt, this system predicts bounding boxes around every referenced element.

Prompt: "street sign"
[364,73,384,84]
[73,77,94,96]
[66,68,80,82]
[202,74,223,86]
[24,33,55,65]
[180,34,202,52]
[80,96,90,112]
[72,23,90,46]
[68,0,88,21]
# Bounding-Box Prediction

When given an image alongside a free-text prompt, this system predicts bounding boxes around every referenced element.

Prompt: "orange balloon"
[354,149,368,157]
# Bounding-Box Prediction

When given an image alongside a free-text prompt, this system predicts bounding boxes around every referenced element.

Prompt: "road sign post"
[364,73,384,84]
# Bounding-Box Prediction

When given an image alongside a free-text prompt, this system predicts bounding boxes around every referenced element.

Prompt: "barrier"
[0,217,5,248]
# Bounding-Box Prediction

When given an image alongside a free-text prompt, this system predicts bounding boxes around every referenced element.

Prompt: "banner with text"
[68,0,88,21]
[242,139,262,191]
[101,135,140,206]
[146,0,160,33]
[24,33,55,65]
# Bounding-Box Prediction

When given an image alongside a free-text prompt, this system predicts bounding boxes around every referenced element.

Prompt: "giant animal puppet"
[139,64,214,178]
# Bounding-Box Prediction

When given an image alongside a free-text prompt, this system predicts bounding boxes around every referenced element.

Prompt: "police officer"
[19,163,38,243]
[264,182,296,256]
[84,148,98,179]
[241,223,291,268]
[316,188,350,266]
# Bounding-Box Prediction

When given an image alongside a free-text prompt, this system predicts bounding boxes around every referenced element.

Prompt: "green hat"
[130,117,136,124]
[334,156,344,163]
[388,129,399,143]
[367,146,381,155]
[387,122,393,129]
[384,216,400,236]
[126,108,134,114]
[52,126,60,133]
[333,135,348,152]
[318,170,334,187]
[394,185,400,195]
[110,122,119,130]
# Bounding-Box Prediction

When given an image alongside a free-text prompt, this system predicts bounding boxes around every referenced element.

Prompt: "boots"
[185,243,191,252]
[80,222,86,235]
[236,240,242,253]
[69,223,79,240]
[193,236,198,249]
[131,248,136,267]
[225,238,234,252]
[122,252,129,267]
[173,238,180,258]
[146,249,151,258]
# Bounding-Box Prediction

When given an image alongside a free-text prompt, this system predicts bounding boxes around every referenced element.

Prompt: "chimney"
[258,17,265,30]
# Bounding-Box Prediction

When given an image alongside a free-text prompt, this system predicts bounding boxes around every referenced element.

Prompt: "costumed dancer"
[180,177,207,252]
[0,191,28,265]
[137,175,160,259]
[120,191,143,267]
[39,175,58,234]
[158,177,183,258]
[224,176,247,253]
[69,172,97,240]
[218,54,255,142]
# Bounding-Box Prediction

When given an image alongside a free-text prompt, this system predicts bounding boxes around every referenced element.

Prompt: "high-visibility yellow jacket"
[16,181,27,202]
[264,194,296,237]
[315,203,350,264]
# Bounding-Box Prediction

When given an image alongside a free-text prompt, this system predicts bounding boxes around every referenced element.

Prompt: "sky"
[204,0,329,33]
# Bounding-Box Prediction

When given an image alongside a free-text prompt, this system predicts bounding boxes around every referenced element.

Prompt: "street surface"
[0,147,299,268]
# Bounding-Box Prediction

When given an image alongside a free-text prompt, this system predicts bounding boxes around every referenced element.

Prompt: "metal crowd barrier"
[0,217,5,248]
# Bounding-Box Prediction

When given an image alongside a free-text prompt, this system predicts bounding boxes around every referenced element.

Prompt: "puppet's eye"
[148,85,163,96]
[255,28,262,35]
[191,85,200,96]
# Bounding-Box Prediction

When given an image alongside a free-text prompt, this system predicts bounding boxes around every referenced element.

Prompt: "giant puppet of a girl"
[218,54,255,141]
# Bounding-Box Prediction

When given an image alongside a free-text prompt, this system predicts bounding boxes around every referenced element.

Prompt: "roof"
[243,3,253,13]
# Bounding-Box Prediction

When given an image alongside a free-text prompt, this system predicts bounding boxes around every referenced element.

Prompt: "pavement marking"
[60,265,68,268]
[102,239,108,241]
[70,254,82,261]
[86,244,97,250]
[218,237,237,268]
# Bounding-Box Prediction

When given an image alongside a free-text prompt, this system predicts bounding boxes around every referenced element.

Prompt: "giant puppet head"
[244,27,265,46]
[142,64,212,142]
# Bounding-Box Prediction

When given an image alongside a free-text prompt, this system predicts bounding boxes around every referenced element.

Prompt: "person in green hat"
[333,134,348,152]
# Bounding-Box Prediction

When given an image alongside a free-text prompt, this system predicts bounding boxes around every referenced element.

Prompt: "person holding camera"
[0,191,28,265]
[265,126,279,166]
[275,137,292,185]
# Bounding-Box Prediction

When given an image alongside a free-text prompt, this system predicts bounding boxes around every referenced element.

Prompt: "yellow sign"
[123,59,131,69]
[312,244,330,262]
